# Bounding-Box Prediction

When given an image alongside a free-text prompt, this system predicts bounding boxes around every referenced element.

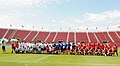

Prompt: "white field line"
[34,55,50,62]
[0,55,50,63]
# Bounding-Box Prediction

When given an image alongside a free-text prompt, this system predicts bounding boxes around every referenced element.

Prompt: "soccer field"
[0,46,120,66]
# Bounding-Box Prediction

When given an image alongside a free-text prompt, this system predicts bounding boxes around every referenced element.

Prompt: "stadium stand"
[103,32,113,42]
[88,32,97,43]
[109,32,120,42]
[25,31,37,42]
[76,32,88,42]
[12,30,30,40]
[68,32,74,42]
[116,31,120,37]
[0,28,7,38]
[95,32,107,43]
[54,32,68,42]
[0,28,120,46]
[34,32,49,42]
[46,32,56,43]
[4,29,14,39]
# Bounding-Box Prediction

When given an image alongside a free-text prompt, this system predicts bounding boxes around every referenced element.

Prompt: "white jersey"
[18,46,24,51]
[44,44,47,47]
[19,42,25,48]
[49,46,52,51]
[48,44,53,46]
[33,44,37,48]
[70,43,72,50]
[63,44,66,49]
[15,47,18,52]
[2,42,6,46]
[38,43,42,46]
[41,44,45,48]
[51,47,54,51]
[38,47,41,51]
[26,43,30,47]
[30,47,33,51]
[25,47,30,51]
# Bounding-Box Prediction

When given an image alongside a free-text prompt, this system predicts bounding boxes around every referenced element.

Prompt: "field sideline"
[0,46,120,66]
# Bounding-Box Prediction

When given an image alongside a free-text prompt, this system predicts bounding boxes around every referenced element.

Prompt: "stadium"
[0,0,120,66]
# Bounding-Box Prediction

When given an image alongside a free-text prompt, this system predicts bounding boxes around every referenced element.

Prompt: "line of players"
[11,41,118,56]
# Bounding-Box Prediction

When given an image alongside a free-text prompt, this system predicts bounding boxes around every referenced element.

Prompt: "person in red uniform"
[87,43,90,49]
[97,49,102,55]
[84,47,89,55]
[79,43,83,48]
[46,45,49,54]
[75,43,79,54]
[103,48,108,56]
[91,43,95,50]
[70,47,76,55]
[94,47,98,55]
[88,47,94,55]
[16,42,19,48]
[100,43,104,50]
[108,47,113,56]
[113,44,118,56]
[11,42,16,53]
[80,47,84,55]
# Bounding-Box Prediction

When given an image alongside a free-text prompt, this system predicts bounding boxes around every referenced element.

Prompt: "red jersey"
[84,48,89,52]
[91,44,95,49]
[54,47,56,51]
[16,43,19,47]
[46,47,49,52]
[95,43,98,48]
[12,43,15,47]
[108,45,111,49]
[104,48,108,53]
[76,44,79,49]
[79,43,83,48]
[71,48,75,52]
[98,49,102,53]
[109,48,112,52]
[83,44,87,49]
[113,45,118,51]
[98,44,100,48]
[87,43,90,49]
[80,48,84,52]
[100,44,104,49]
[104,45,108,49]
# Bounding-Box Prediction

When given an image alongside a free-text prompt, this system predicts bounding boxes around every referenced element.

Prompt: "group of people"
[9,41,118,56]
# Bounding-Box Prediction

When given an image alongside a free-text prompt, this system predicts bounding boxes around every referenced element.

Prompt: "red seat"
[34,32,49,42]
[76,32,88,42]
[54,32,68,42]
[25,31,37,42]
[68,32,74,42]
[46,32,56,43]
[0,28,7,38]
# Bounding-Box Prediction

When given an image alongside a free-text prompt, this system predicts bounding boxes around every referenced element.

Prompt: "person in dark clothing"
[2,40,6,52]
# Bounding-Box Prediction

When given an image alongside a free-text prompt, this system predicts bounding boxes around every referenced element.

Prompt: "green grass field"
[0,46,120,66]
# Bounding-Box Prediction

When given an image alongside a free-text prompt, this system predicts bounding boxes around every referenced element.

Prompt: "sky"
[0,0,120,32]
